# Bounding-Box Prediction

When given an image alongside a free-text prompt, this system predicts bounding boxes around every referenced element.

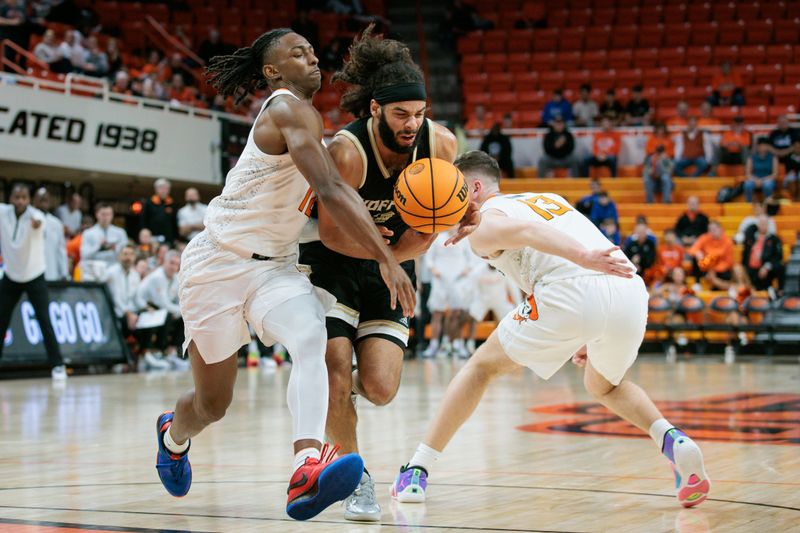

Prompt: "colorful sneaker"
[343,471,381,522]
[155,411,192,497]
[663,428,710,507]
[286,444,364,521]
[390,464,427,503]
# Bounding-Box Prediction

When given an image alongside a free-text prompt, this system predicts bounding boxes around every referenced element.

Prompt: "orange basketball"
[393,158,469,234]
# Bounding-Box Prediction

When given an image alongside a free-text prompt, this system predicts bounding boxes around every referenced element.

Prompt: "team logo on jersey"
[408,162,425,175]
[512,294,538,323]
[518,393,800,446]
[398,317,409,327]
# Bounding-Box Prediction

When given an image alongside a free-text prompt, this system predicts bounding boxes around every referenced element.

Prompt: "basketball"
[393,158,470,233]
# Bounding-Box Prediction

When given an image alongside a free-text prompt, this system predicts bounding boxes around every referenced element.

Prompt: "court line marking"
[0,505,582,533]
[0,480,798,513]
[0,516,209,532]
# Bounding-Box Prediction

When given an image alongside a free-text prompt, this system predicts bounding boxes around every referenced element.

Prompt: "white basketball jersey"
[478,192,633,294]
[205,89,314,258]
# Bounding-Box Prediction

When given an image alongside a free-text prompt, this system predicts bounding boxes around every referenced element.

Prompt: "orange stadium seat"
[581,50,608,69]
[753,64,784,85]
[711,2,736,22]
[533,28,559,51]
[569,8,593,28]
[664,23,691,48]
[555,51,582,71]
[482,30,507,53]
[637,24,664,48]
[608,49,633,69]
[634,48,659,68]
[658,47,686,68]
[735,2,761,21]
[739,45,766,65]
[457,38,480,55]
[509,29,533,50]
[506,52,530,73]
[539,71,566,91]
[773,85,800,107]
[616,68,643,87]
[642,67,670,87]
[559,27,585,51]
[784,64,800,85]
[746,21,774,45]
[593,8,616,26]
[663,3,687,22]
[690,24,718,47]
[686,46,713,66]
[639,5,663,25]
[616,7,640,25]
[687,3,712,23]
[611,25,638,49]
[774,20,800,43]
[766,44,794,65]
[718,21,746,46]
[669,66,697,87]
[488,72,514,93]
[713,45,739,65]
[585,27,612,50]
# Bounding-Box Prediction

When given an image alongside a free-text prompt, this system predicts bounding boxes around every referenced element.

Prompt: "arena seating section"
[459,0,800,127]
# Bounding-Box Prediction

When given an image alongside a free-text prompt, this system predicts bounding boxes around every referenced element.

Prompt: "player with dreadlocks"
[153,28,416,521]
[298,25,469,522]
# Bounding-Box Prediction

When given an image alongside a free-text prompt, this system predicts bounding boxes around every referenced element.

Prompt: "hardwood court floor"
[0,358,798,532]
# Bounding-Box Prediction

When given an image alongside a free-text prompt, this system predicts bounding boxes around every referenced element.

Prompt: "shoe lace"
[318,442,340,465]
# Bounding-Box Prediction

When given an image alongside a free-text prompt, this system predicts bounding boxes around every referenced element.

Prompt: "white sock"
[293,447,320,473]
[441,336,451,346]
[164,425,189,454]
[453,338,464,349]
[648,418,673,449]
[409,443,440,473]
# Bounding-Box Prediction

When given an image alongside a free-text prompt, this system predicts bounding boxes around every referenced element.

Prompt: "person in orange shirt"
[688,220,734,289]
[718,116,752,166]
[696,101,721,129]
[654,229,685,283]
[646,122,675,157]
[582,117,620,176]
[168,73,195,104]
[644,123,675,204]
[710,62,744,106]
[666,101,689,128]
[65,215,94,280]
[464,104,491,133]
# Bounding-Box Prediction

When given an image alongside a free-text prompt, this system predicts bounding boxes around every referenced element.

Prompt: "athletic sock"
[293,447,320,473]
[409,443,440,474]
[163,425,189,455]
[649,418,686,463]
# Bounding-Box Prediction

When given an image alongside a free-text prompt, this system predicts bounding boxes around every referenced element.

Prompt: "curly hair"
[205,28,293,105]
[332,24,424,118]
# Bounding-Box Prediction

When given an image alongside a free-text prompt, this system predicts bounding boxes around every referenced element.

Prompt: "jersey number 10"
[517,195,572,221]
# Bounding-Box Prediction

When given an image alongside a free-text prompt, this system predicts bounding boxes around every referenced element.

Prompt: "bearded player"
[298,26,461,521]
[391,150,711,509]
[153,29,415,521]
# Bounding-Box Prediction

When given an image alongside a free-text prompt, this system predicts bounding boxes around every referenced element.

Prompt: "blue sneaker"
[155,411,192,497]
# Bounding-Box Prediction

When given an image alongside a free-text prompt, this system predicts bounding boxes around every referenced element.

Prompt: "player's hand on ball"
[445,200,481,247]
[578,246,634,278]
[393,229,437,261]
[377,225,394,244]
[571,345,588,367]
[378,259,417,318]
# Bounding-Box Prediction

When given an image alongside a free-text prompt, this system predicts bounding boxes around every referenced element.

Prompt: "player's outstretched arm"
[268,98,416,315]
[469,210,634,278]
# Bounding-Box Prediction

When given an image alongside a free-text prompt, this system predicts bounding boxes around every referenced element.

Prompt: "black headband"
[373,82,427,105]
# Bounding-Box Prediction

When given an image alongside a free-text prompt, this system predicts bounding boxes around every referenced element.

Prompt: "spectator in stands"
[718,116,751,168]
[0,0,27,73]
[134,256,150,280]
[323,106,348,132]
[582,117,620,177]
[141,75,166,101]
[34,29,72,73]
[465,104,490,133]
[198,28,235,65]
[710,62,744,107]
[164,52,192,86]
[66,214,93,278]
[0,183,66,379]
[292,10,319,51]
[589,191,618,228]
[624,223,656,279]
[744,138,778,202]
[56,192,82,238]
[598,89,624,126]
[624,85,651,126]
[675,196,709,247]
[538,117,580,177]
[667,100,690,128]
[142,178,177,245]
[541,89,573,126]
[689,220,734,289]
[177,188,206,242]
[319,37,346,72]
[576,179,602,216]
[653,266,692,305]
[735,202,776,244]
[674,117,713,177]
[572,84,598,128]
[697,101,720,129]
[105,243,141,349]
[480,123,514,178]
[106,38,122,77]
[600,218,620,246]
[136,249,186,370]
[141,49,162,76]
[58,29,86,72]
[646,122,675,158]
[168,73,195,105]
[32,188,68,281]
[769,115,799,167]
[783,138,800,200]
[501,112,513,130]
[80,202,128,281]
[82,35,108,77]
[743,214,785,293]
[111,70,131,95]
[137,228,156,264]
[623,215,657,249]
[654,229,685,284]
[448,0,493,38]
[643,144,674,204]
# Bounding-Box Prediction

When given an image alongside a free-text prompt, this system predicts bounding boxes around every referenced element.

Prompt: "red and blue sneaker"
[286,444,364,521]
[155,411,192,497]
[390,464,427,503]
[663,428,710,507]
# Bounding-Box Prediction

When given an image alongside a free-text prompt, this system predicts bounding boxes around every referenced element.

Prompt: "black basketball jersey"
[334,116,438,245]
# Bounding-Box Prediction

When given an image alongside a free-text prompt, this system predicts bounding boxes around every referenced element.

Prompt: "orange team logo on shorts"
[512,294,539,323]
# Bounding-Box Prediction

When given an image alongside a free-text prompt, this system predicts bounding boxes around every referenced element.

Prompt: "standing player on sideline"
[154,29,416,521]
[298,26,459,521]
[391,150,711,508]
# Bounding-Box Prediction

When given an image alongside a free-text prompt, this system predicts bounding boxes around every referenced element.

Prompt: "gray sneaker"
[343,472,381,522]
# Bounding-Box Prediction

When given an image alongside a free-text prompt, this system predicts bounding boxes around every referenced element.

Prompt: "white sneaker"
[421,341,438,358]
[344,472,381,522]
[738,332,748,346]
[453,340,470,359]
[165,353,190,371]
[51,365,67,380]
[143,352,170,371]
[466,339,476,353]
[436,342,452,358]
[724,345,735,364]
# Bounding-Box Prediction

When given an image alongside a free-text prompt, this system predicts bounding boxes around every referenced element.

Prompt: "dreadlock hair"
[332,24,424,118]
[206,28,293,105]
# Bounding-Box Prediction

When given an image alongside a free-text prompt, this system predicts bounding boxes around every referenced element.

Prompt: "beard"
[378,111,421,154]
